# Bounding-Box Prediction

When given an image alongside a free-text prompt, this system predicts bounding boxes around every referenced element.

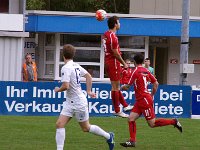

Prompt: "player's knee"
[56,120,64,128]
[81,126,90,132]
[128,117,132,122]
[128,116,135,122]
[148,122,155,128]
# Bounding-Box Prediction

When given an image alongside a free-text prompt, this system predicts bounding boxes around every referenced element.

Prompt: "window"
[0,0,9,13]
[44,34,55,78]
[118,36,145,49]
[55,34,148,81]
[45,49,54,76]
[59,34,102,80]
[45,64,54,75]
[60,34,101,47]
[45,34,55,46]
[82,65,100,78]
[60,49,100,62]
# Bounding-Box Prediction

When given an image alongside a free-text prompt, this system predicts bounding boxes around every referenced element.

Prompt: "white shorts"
[60,103,89,122]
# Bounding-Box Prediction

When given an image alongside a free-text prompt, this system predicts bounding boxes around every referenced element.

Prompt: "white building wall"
[130,0,200,17]
[0,37,23,81]
[167,38,200,85]
[167,37,180,85]
[0,12,28,81]
[9,0,20,14]
[187,38,200,85]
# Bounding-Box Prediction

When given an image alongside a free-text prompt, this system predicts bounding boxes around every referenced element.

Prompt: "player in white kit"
[54,44,115,150]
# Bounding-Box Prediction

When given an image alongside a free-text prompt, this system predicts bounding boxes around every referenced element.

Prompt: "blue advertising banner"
[192,90,200,115]
[0,81,191,118]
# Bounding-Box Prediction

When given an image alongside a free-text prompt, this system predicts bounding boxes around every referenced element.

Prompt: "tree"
[26,0,129,14]
[26,0,46,10]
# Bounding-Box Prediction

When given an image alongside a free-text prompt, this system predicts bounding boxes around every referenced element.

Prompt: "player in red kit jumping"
[120,53,182,147]
[102,16,133,118]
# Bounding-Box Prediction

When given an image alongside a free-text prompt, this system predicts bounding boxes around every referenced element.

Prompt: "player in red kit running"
[120,53,182,147]
[102,16,133,118]
[120,59,133,85]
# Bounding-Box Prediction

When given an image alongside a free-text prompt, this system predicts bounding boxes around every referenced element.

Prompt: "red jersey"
[128,66,157,100]
[120,68,133,84]
[102,30,121,63]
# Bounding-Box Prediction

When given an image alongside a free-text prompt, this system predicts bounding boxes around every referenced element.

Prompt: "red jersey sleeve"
[127,69,136,86]
[120,68,127,84]
[148,72,157,83]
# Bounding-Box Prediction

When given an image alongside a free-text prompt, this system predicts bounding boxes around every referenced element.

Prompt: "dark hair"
[145,58,150,61]
[63,44,76,59]
[133,53,144,64]
[107,16,119,29]
[25,53,31,59]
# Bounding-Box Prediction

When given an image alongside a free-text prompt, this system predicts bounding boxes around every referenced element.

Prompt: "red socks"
[154,118,176,127]
[118,91,128,107]
[111,91,120,113]
[111,91,128,113]
[128,121,136,142]
[127,119,176,142]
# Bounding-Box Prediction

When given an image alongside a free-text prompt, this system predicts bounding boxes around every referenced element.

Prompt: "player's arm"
[111,34,127,68]
[121,69,135,90]
[112,49,127,68]
[151,81,159,96]
[54,82,69,92]
[149,73,159,96]
[83,73,96,98]
[54,67,70,92]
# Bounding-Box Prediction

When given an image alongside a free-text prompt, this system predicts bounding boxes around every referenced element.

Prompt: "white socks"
[89,125,110,140]
[56,128,65,150]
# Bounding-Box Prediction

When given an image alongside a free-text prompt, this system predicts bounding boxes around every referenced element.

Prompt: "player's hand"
[123,64,128,69]
[54,87,60,92]
[87,91,96,98]
[121,84,129,91]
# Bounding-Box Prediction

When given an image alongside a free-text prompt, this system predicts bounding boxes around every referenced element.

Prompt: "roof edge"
[26,10,200,21]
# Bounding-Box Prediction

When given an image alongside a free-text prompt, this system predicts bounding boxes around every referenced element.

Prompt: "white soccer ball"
[95,9,107,21]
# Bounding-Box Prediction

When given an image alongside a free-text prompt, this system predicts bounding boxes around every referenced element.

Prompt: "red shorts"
[105,61,122,81]
[132,94,155,120]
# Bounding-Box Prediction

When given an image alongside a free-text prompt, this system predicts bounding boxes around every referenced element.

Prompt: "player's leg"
[75,107,115,150]
[79,120,115,150]
[56,102,73,150]
[110,81,131,117]
[142,95,182,132]
[110,80,121,113]
[75,107,111,139]
[113,62,133,112]
[79,120,110,139]
[147,117,182,132]
[120,103,140,147]
[55,115,72,150]
[113,63,131,109]
[106,62,129,116]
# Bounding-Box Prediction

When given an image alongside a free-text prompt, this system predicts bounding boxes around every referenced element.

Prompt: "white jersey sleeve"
[61,66,72,82]
[79,65,88,77]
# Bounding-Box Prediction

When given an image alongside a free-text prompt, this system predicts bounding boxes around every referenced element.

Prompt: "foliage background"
[26,0,129,13]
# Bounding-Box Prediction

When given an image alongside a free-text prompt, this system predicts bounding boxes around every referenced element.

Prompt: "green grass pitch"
[0,116,200,150]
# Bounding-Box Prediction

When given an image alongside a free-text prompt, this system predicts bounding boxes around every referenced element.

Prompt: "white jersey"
[61,60,88,108]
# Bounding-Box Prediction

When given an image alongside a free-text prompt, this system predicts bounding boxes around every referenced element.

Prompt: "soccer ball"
[95,9,107,21]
